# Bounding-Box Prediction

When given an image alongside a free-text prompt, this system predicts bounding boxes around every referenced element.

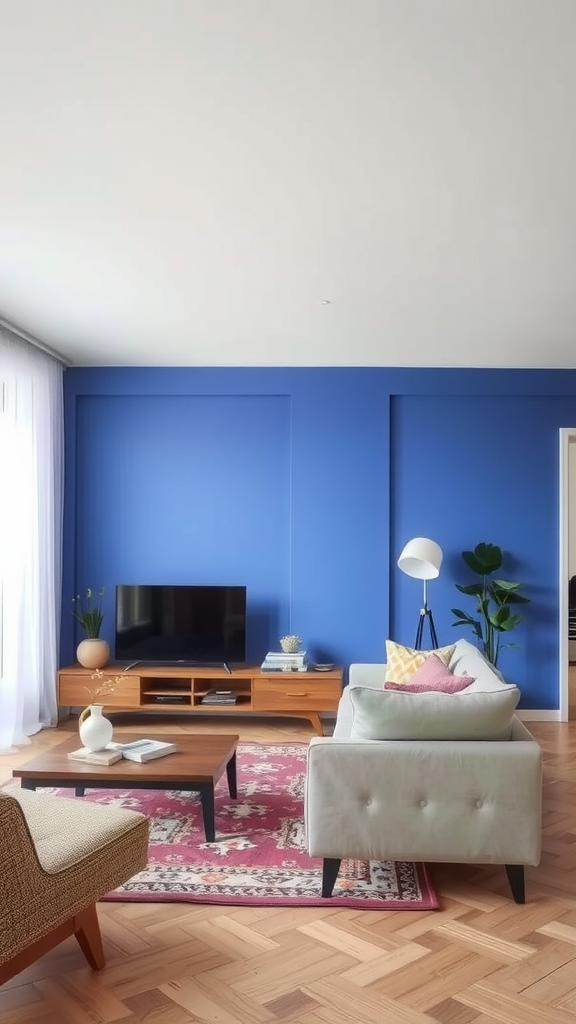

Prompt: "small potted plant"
[72,587,110,669]
[451,543,530,667]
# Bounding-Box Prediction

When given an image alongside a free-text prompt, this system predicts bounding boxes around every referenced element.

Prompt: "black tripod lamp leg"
[414,608,438,650]
[414,611,425,650]
[428,608,439,649]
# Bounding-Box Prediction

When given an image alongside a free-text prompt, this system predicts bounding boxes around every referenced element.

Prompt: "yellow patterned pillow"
[384,640,456,685]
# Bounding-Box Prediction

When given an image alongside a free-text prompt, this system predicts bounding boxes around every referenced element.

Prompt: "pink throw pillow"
[384,654,474,694]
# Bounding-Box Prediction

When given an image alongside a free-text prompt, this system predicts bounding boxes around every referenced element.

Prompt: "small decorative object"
[78,669,120,750]
[78,704,114,752]
[451,542,530,667]
[73,586,109,667]
[280,634,302,654]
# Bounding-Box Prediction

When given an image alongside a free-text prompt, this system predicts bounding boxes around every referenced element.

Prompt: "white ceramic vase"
[76,638,110,670]
[79,704,114,751]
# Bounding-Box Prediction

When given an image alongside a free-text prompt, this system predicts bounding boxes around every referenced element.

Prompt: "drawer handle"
[286,692,309,697]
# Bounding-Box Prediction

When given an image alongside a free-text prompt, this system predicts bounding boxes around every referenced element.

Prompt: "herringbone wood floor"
[1,712,576,1024]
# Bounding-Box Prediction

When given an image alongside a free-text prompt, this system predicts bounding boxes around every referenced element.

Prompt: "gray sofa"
[305,638,542,903]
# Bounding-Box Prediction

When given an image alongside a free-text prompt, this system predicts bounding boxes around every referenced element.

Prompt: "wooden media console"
[57,663,343,736]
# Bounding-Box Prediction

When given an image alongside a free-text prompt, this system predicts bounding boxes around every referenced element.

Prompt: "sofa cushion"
[448,638,509,691]
[384,654,474,693]
[349,683,520,741]
[6,787,148,873]
[384,640,456,684]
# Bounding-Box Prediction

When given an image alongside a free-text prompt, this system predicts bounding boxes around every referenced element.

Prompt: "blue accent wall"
[63,367,576,709]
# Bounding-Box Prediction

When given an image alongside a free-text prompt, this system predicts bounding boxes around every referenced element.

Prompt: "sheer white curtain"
[0,327,64,751]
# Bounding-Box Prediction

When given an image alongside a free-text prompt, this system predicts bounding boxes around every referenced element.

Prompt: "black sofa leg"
[505,864,525,904]
[322,858,341,897]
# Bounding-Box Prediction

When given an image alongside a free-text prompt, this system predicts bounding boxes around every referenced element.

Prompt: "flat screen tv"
[115,585,247,666]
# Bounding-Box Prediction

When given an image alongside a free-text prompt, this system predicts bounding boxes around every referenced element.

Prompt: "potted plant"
[451,542,530,667]
[72,587,110,669]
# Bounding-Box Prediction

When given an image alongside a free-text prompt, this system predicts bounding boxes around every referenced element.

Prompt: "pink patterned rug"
[30,742,438,910]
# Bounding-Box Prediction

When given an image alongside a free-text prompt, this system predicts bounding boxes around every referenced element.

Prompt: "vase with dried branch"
[78,669,122,751]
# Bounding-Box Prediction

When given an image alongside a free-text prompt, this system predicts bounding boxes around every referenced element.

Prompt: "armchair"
[1,787,149,984]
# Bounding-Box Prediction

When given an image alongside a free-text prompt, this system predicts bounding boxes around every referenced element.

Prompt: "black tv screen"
[115,585,247,665]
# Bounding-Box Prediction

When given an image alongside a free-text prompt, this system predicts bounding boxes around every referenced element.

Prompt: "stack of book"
[201,689,238,706]
[110,739,178,762]
[67,747,122,766]
[68,739,178,765]
[260,650,308,672]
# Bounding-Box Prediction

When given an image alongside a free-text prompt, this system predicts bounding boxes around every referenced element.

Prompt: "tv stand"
[57,663,343,736]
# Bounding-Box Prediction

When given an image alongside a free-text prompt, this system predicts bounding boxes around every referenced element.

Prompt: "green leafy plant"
[72,587,105,638]
[451,543,530,667]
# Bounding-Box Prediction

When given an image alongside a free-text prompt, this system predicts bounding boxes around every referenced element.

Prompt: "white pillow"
[349,684,520,741]
[448,638,508,690]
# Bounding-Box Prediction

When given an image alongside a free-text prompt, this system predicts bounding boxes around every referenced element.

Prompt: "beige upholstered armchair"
[0,788,149,985]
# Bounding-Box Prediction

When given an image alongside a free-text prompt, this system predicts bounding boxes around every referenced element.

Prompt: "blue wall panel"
[390,392,576,708]
[289,371,390,665]
[73,393,292,662]
[62,366,576,709]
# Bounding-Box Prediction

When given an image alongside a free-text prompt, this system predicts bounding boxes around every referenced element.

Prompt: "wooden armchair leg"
[74,904,105,970]
[0,903,105,984]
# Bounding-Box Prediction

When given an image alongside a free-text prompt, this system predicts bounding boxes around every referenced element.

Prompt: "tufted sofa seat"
[304,639,542,903]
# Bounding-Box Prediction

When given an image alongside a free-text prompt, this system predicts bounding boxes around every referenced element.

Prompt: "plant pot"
[79,704,114,751]
[76,638,110,670]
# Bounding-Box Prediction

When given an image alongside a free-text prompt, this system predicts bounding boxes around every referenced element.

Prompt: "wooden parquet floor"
[1,714,576,1024]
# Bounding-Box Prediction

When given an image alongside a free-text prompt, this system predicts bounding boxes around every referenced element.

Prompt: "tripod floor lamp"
[397,537,443,650]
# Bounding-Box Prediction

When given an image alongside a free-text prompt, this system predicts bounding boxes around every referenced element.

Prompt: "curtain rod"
[0,315,71,366]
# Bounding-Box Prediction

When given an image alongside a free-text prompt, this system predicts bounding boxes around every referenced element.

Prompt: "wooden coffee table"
[12,733,239,843]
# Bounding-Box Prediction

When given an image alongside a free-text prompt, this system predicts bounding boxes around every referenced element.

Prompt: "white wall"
[2,2,576,366]
[569,441,576,580]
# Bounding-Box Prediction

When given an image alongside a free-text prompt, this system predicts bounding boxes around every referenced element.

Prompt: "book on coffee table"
[108,739,178,762]
[67,746,123,766]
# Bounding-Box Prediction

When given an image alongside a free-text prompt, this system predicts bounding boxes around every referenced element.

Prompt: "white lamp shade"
[397,537,443,580]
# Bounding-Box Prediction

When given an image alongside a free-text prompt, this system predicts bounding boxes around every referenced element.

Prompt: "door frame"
[558,427,576,722]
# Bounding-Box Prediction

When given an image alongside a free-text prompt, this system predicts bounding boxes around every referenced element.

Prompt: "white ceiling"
[1,1,576,367]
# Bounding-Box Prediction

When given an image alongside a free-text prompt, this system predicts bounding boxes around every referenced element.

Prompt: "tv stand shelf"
[57,663,343,736]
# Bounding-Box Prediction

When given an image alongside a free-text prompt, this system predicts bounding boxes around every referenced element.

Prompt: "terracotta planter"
[76,638,110,670]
